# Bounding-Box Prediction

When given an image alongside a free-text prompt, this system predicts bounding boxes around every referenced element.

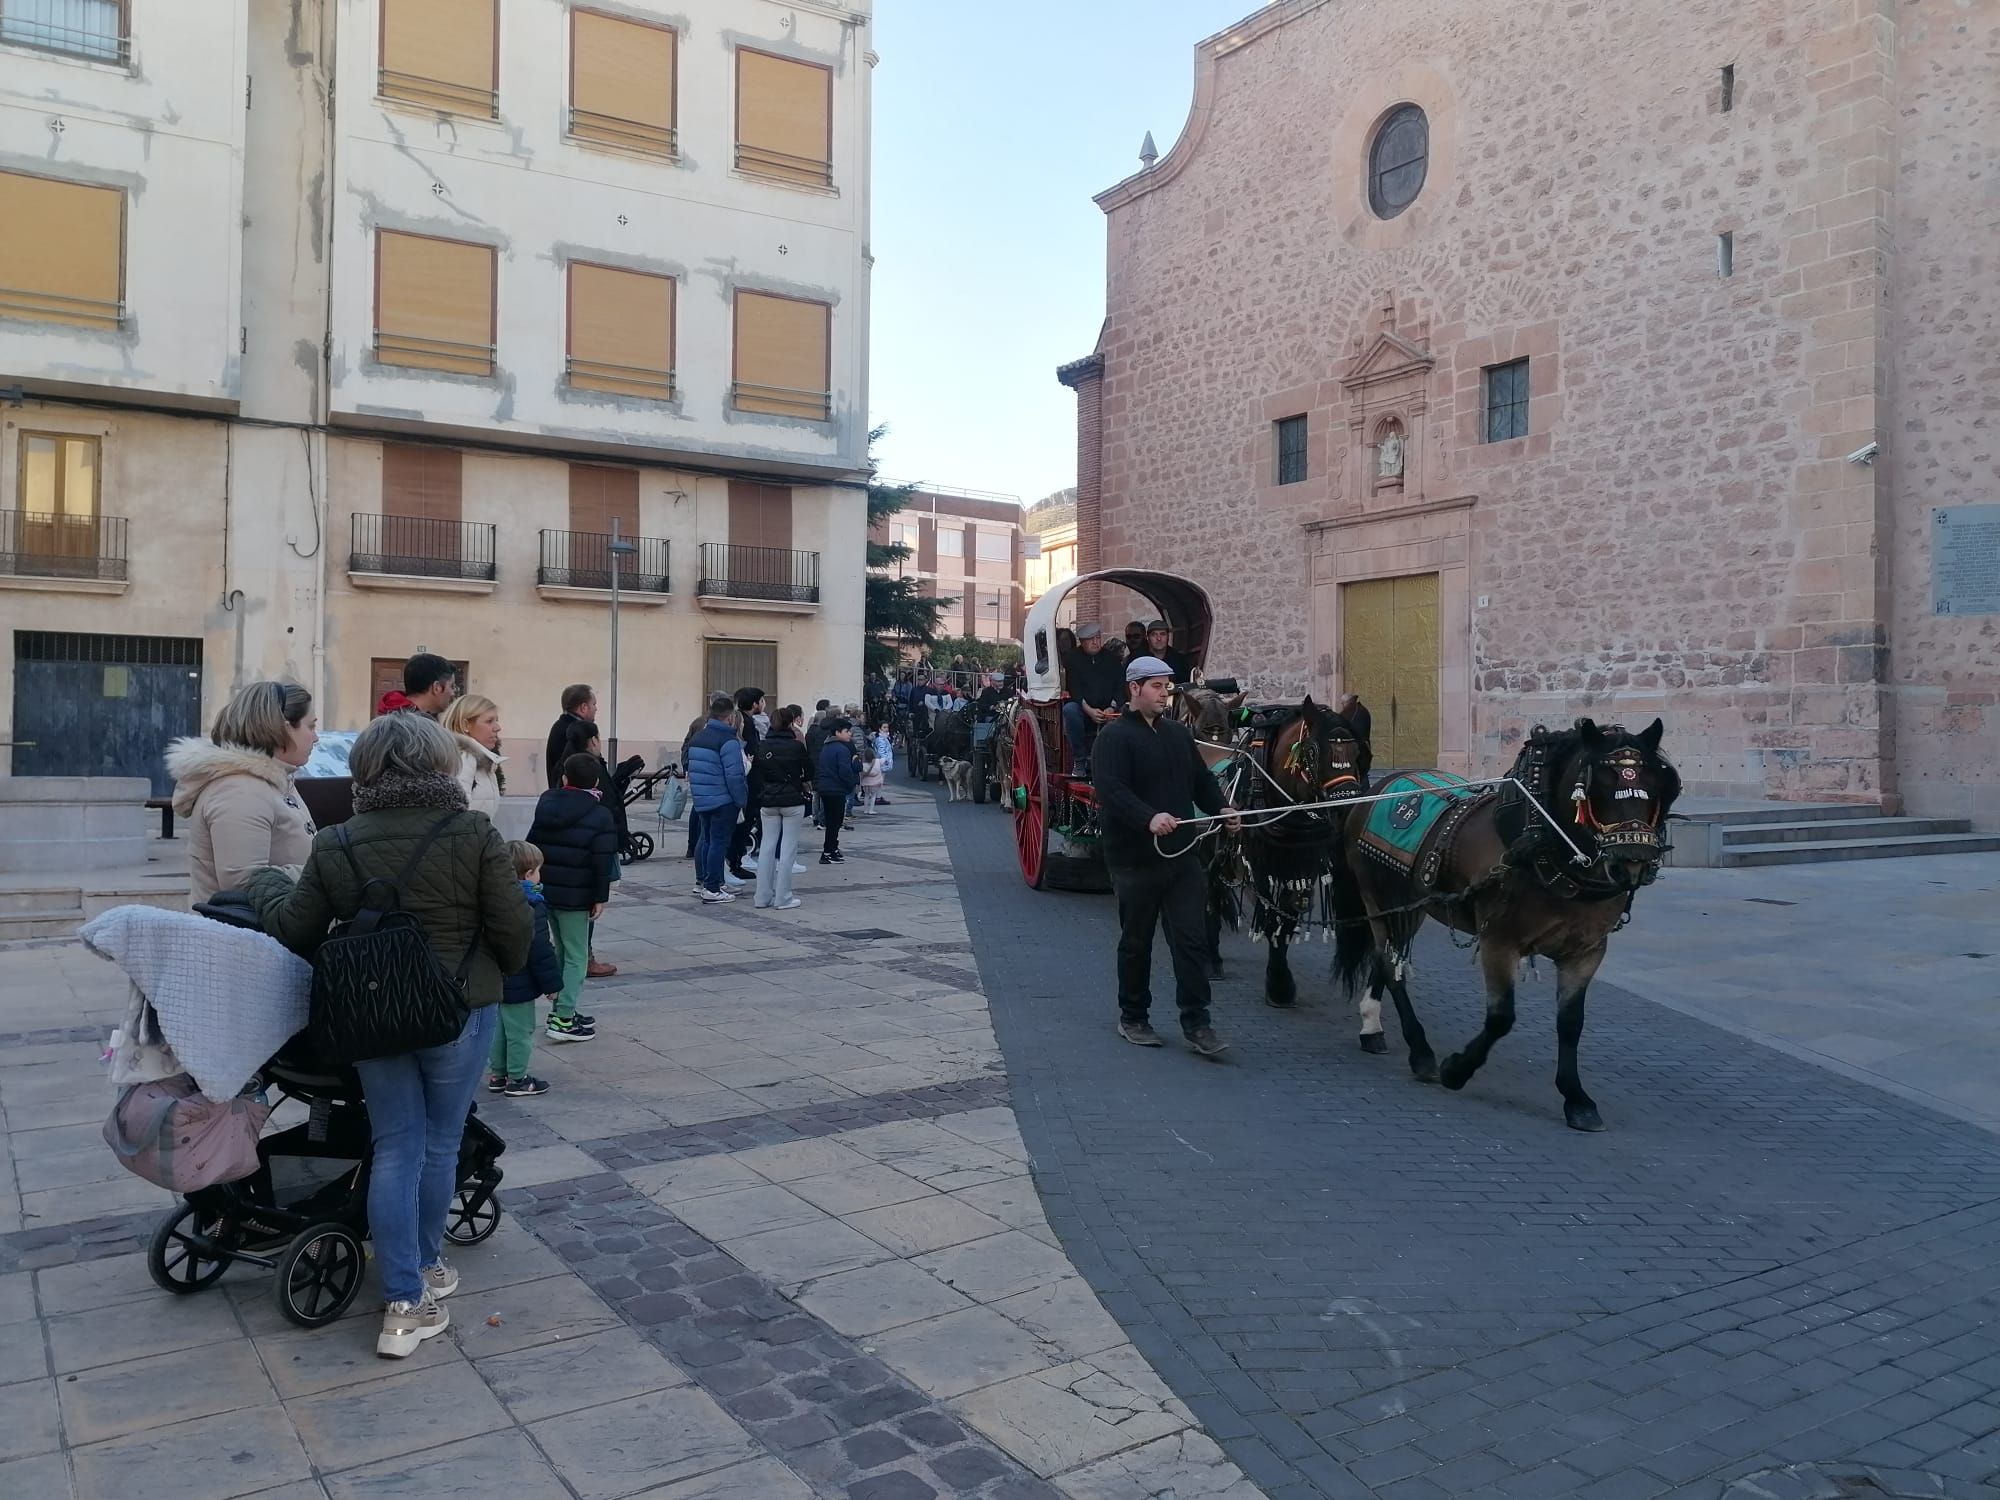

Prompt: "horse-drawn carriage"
[1002,569,1216,891]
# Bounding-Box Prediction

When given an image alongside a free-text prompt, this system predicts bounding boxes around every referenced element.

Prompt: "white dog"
[939,757,974,802]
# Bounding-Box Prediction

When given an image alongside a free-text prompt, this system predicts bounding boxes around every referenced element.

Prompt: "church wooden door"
[1340,573,1439,769]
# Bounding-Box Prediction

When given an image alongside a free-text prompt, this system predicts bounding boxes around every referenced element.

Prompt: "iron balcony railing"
[538,530,669,593]
[0,0,130,65]
[734,142,833,188]
[374,330,496,378]
[729,381,831,421]
[377,68,498,119]
[0,509,128,582]
[349,513,497,582]
[0,284,123,329]
[565,355,676,401]
[568,106,676,159]
[697,543,819,605]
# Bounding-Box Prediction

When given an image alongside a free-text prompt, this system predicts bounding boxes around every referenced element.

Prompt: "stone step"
[1718,832,2000,867]
[1683,801,1883,827]
[1718,816,1972,847]
[0,886,83,915]
[0,908,87,941]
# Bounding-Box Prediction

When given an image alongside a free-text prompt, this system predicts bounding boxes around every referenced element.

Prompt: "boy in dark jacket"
[815,718,860,863]
[488,841,562,1096]
[526,754,617,1040]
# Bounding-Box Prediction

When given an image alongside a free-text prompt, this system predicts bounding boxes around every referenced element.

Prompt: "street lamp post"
[607,520,639,766]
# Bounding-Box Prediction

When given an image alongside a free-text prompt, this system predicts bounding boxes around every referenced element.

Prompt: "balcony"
[347,513,496,594]
[537,530,670,606]
[0,510,128,594]
[696,543,820,613]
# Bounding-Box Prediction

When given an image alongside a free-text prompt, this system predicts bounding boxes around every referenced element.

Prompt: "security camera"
[1846,441,1879,465]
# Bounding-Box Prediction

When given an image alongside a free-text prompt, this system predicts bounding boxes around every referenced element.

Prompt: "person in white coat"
[442,694,505,821]
[166,681,319,905]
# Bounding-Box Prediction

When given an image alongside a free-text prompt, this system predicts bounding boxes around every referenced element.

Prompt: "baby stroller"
[143,899,507,1329]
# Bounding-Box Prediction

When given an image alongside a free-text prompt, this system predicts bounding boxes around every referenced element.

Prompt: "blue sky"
[866,2,1254,505]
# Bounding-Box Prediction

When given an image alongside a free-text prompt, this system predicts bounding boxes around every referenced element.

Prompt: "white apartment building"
[0,0,873,790]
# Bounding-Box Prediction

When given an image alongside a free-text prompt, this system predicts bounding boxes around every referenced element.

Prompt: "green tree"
[928,635,1011,671]
[864,425,953,678]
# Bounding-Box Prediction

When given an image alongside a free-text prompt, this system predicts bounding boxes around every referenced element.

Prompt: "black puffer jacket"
[245,806,532,1009]
[526,788,617,912]
[750,729,813,810]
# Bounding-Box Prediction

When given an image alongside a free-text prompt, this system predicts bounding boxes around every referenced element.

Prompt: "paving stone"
[44,1285,243,1373]
[948,1349,1191,1477]
[723,1220,895,1290]
[0,1451,73,1500]
[673,1184,831,1242]
[868,1305,1062,1399]
[474,1327,688,1421]
[447,1274,623,1359]
[527,1387,762,1499]
[627,1154,768,1204]
[58,1338,276,1444]
[787,1165,937,1216]
[71,1403,313,1500]
[914,1231,1075,1304]
[635,1456,820,1499]
[842,1195,1010,1257]
[989,1278,1131,1362]
[320,1428,570,1499]
[289,1361,514,1472]
[0,1376,61,1462]
[796,1261,973,1337]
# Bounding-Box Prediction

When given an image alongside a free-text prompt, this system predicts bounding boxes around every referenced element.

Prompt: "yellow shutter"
[0,171,123,329]
[568,264,674,399]
[375,231,495,375]
[734,293,829,419]
[571,11,675,156]
[735,49,832,187]
[380,0,498,116]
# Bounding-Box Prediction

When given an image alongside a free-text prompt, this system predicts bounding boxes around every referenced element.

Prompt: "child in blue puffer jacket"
[487,841,564,1097]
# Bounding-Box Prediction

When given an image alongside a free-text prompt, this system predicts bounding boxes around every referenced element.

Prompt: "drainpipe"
[310,0,336,717]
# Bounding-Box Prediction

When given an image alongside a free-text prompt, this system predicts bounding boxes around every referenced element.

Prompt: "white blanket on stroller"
[80,906,311,1099]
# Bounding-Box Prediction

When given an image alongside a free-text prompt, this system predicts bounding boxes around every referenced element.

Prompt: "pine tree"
[864,426,953,678]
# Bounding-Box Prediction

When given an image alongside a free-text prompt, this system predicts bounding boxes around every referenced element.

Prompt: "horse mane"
[1510,718,1681,807]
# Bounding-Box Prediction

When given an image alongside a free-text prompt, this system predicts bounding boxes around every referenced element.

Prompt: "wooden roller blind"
[568,264,674,400]
[380,0,498,116]
[571,10,675,156]
[0,170,123,329]
[735,48,832,187]
[375,230,496,375]
[733,292,830,420]
[727,481,793,552]
[569,464,639,539]
[381,444,462,523]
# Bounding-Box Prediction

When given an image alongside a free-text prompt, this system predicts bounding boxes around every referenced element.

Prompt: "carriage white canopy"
[1019,569,1216,703]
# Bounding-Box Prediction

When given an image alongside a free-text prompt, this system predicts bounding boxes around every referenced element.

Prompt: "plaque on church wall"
[1933,505,2000,616]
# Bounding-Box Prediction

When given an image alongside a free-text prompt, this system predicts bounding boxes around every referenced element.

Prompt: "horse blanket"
[1356,771,1488,881]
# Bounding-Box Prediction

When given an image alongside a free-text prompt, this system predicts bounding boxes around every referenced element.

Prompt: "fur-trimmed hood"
[165,738,292,817]
[453,733,504,774]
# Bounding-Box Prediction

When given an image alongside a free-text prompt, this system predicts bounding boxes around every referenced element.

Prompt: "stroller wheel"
[443,1183,502,1246]
[147,1203,233,1294]
[627,831,654,863]
[274,1221,366,1328]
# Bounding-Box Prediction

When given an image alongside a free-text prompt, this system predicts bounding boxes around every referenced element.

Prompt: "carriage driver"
[1060,624,1126,778]
[1092,655,1237,1058]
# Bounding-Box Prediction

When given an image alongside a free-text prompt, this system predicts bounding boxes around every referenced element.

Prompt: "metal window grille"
[377,69,498,119]
[1275,415,1309,485]
[568,107,676,159]
[1368,105,1429,220]
[15,629,198,665]
[1484,359,1531,444]
[0,0,127,65]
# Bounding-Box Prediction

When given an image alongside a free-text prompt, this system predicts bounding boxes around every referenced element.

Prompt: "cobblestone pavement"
[0,796,1255,1499]
[937,793,2000,1499]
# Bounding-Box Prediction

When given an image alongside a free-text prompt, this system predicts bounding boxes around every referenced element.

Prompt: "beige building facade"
[1064,0,1999,824]
[874,485,1027,645]
[0,0,873,790]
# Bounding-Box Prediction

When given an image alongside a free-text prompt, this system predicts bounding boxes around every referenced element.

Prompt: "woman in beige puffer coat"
[165,681,319,905]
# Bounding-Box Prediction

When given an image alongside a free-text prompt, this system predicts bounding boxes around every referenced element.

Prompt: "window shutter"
[568,264,674,399]
[0,170,123,328]
[733,293,830,419]
[380,445,462,522]
[376,232,495,375]
[571,11,675,155]
[568,464,639,539]
[735,49,831,187]
[727,481,793,551]
[381,0,498,116]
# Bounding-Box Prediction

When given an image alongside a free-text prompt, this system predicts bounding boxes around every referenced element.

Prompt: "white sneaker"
[722,873,748,889]
[792,864,809,874]
[378,1294,449,1358]
[774,897,802,910]
[701,888,737,903]
[420,1260,459,1299]
[741,856,760,872]
[689,884,706,898]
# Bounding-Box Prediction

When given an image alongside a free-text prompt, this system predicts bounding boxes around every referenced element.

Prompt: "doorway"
[1340,573,1439,769]
[11,631,203,795]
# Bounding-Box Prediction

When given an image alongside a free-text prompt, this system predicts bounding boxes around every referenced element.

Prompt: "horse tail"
[1329,844,1374,1000]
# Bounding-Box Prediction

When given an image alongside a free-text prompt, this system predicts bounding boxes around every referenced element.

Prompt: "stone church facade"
[1060,0,1998,823]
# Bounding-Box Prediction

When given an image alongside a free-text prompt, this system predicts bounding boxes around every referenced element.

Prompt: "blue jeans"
[355,1004,497,1304]
[696,804,736,892]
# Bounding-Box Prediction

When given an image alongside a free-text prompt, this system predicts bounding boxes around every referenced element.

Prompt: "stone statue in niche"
[1378,430,1404,479]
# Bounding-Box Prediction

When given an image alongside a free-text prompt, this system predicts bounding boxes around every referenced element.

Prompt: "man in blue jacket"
[815,717,860,864]
[686,694,749,902]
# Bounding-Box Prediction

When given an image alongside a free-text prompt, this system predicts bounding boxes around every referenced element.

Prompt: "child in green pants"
[487,841,563,1097]
[527,754,617,1041]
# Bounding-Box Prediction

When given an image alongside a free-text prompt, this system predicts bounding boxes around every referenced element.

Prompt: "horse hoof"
[1411,1056,1439,1084]
[1438,1055,1472,1091]
[1264,994,1296,1009]
[1565,1104,1606,1132]
[1358,1033,1388,1054]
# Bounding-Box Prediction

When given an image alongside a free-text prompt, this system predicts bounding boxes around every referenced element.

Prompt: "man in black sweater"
[1091,655,1235,1057]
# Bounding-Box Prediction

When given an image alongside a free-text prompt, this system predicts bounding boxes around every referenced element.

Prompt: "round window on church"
[1368,105,1429,219]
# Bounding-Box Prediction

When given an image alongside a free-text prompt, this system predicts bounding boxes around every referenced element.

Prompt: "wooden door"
[1340,572,1438,769]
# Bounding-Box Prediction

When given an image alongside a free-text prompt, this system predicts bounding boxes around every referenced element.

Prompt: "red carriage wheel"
[1012,709,1050,888]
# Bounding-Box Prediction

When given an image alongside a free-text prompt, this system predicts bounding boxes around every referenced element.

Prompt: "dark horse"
[1332,718,1679,1131]
[1233,699,1371,1008]
[1175,685,1248,977]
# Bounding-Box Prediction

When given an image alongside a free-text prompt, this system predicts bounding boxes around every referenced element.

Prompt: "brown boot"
[586,957,616,978]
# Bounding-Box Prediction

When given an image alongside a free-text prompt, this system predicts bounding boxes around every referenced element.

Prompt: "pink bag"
[103,1073,271,1193]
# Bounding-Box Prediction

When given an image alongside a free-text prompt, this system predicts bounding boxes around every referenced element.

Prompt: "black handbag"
[308,813,481,1065]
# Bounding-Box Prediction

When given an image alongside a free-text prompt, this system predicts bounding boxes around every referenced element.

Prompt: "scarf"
[352,769,470,815]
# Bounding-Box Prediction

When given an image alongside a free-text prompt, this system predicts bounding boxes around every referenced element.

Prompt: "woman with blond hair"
[441,693,505,821]
[166,681,319,904]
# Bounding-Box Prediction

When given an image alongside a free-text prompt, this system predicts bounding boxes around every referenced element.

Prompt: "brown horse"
[1233,699,1371,1007]
[1331,718,1679,1131]
[1174,685,1248,976]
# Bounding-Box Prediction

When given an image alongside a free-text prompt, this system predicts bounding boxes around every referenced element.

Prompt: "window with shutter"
[732,292,830,420]
[0,170,123,329]
[567,263,674,400]
[570,10,676,157]
[569,464,640,539]
[704,639,779,705]
[727,481,793,551]
[380,445,463,522]
[734,48,832,188]
[379,0,498,117]
[375,231,496,376]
